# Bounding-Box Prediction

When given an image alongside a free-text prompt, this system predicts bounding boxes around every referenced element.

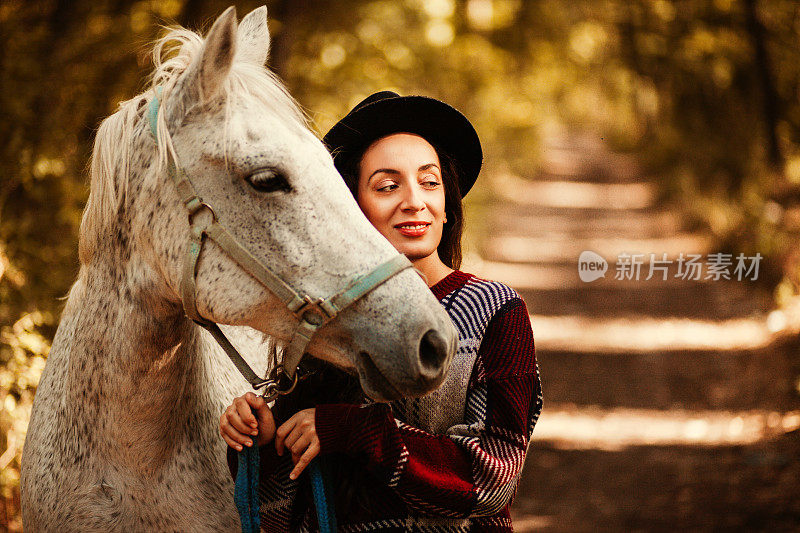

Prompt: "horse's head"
[79,6,456,401]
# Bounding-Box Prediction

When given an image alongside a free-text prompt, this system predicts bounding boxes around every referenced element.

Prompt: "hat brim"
[322,95,482,197]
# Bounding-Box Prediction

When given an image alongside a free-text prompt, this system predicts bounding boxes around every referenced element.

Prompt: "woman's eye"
[423,179,441,188]
[245,169,292,193]
[376,183,398,192]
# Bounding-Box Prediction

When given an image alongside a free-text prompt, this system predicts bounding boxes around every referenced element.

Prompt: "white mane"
[79,24,309,264]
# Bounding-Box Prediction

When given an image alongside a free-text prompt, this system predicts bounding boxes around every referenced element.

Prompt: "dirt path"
[466,132,800,531]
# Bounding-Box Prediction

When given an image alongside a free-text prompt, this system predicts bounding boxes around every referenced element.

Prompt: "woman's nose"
[400,184,426,211]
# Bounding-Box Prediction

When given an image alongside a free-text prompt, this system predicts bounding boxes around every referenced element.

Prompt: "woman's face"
[356,133,446,262]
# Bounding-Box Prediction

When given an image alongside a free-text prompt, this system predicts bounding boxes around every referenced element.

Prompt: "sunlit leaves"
[0,311,50,505]
[569,22,609,63]
[466,0,521,31]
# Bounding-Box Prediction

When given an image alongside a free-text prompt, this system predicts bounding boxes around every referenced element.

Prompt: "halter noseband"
[147,89,412,399]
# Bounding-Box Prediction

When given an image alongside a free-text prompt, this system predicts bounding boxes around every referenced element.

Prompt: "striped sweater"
[228,270,542,532]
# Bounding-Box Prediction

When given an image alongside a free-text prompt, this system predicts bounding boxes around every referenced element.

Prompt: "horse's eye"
[245,169,292,193]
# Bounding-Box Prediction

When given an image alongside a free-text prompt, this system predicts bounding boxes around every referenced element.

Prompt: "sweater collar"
[430,270,472,300]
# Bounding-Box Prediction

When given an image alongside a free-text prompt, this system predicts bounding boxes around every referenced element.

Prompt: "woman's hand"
[220,392,276,450]
[275,408,319,480]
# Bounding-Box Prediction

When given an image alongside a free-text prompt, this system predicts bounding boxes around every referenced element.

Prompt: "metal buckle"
[292,295,333,327]
[186,199,216,223]
[256,365,299,402]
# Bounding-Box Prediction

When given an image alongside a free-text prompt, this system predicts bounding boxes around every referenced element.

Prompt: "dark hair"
[337,137,465,270]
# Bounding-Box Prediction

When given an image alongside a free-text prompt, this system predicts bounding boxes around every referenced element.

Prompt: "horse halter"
[147,90,413,399]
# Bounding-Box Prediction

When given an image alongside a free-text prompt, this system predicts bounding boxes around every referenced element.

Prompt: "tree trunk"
[742,0,783,171]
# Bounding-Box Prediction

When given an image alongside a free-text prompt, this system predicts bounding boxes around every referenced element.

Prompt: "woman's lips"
[394,222,430,237]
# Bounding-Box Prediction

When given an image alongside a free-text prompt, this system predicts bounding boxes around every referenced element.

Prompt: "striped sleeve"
[315,297,542,517]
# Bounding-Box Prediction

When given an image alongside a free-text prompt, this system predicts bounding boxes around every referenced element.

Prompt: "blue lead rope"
[235,446,336,533]
[309,458,337,533]
[235,445,260,533]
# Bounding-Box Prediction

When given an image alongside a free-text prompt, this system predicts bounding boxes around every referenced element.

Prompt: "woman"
[220,91,542,532]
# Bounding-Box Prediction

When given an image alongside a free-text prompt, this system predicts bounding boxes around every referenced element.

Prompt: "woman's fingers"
[219,393,278,451]
[274,408,319,480]
[287,430,312,461]
[218,393,265,449]
[221,430,245,451]
[280,424,303,456]
[219,410,254,450]
[275,415,297,456]
[226,403,258,437]
[243,392,266,418]
[275,408,318,474]
[289,441,320,480]
[235,394,260,431]
[248,395,276,445]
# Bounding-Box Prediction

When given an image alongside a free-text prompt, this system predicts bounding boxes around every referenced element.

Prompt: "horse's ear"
[188,6,238,103]
[238,6,270,66]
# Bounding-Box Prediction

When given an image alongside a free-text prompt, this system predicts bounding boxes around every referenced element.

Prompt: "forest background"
[2,0,800,528]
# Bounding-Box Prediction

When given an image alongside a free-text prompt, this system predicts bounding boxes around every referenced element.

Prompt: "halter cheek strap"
[147,89,412,396]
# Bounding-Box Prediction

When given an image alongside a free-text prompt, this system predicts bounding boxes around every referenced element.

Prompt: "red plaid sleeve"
[316,298,541,517]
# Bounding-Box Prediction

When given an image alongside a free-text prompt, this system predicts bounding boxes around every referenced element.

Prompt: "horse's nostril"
[418,329,448,377]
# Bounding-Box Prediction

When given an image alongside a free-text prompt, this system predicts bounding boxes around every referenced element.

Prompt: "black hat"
[322,91,482,197]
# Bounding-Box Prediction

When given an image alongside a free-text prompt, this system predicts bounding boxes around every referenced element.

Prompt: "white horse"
[20,6,456,531]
